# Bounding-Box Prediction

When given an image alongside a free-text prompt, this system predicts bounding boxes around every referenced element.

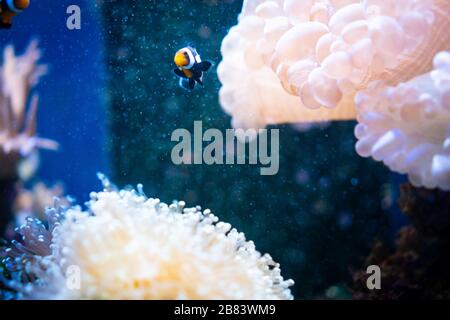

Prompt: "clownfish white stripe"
[194,53,202,64]
[7,0,24,13]
[183,47,196,70]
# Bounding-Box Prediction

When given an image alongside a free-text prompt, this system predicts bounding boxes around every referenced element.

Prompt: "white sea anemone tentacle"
[218,0,450,130]
[355,51,450,190]
[1,176,294,300]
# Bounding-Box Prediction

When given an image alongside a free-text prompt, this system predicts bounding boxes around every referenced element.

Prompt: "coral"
[352,183,450,299]
[0,41,58,180]
[0,41,58,237]
[1,175,294,300]
[0,181,68,240]
[398,183,450,239]
[355,51,450,190]
[218,0,450,130]
[13,182,68,226]
[219,0,450,190]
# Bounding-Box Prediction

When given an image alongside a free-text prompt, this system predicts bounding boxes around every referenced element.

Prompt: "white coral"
[0,41,58,179]
[219,0,450,190]
[355,51,450,190]
[219,0,449,127]
[1,177,294,300]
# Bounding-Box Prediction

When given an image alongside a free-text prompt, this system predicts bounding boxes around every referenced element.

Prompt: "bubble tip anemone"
[218,0,450,130]
[355,50,450,191]
[219,0,450,191]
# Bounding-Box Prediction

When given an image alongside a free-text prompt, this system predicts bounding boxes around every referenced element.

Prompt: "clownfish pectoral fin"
[173,68,187,78]
[179,78,189,90]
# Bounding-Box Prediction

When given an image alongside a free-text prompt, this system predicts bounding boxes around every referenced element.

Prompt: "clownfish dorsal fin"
[182,47,196,70]
[197,61,212,72]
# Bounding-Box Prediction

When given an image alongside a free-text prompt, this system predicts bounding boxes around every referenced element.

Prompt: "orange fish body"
[182,68,193,79]
[0,0,30,29]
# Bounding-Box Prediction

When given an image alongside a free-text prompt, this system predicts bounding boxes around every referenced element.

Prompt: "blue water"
[0,0,108,202]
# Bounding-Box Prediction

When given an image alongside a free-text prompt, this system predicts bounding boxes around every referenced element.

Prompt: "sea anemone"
[218,0,450,130]
[355,51,450,190]
[0,41,58,179]
[1,175,294,300]
[14,182,69,225]
[218,0,450,190]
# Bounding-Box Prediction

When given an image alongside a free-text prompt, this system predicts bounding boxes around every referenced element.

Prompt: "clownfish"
[173,47,212,90]
[0,0,29,29]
